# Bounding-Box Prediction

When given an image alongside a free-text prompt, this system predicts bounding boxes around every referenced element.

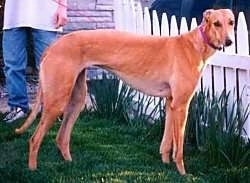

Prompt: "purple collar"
[199,26,222,50]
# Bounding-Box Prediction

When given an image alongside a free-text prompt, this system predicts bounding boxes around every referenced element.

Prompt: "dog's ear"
[202,9,214,23]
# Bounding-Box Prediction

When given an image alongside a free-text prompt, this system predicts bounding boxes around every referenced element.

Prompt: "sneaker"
[3,107,28,123]
[57,115,63,122]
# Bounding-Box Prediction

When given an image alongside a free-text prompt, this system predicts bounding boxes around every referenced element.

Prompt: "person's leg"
[3,28,29,115]
[31,29,59,120]
[31,29,58,70]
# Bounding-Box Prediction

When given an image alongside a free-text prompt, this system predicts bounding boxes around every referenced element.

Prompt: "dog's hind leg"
[28,107,59,170]
[28,75,76,170]
[56,70,87,161]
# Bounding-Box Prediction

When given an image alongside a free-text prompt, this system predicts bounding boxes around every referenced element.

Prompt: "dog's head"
[201,9,235,50]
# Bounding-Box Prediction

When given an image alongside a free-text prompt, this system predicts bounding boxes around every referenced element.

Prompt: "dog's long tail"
[15,84,42,134]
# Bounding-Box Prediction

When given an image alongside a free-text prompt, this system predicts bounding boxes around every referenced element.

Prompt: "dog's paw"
[161,153,170,164]
[15,128,23,134]
[176,160,186,175]
[29,160,37,171]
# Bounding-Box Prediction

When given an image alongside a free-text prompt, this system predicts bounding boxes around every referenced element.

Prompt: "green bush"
[88,73,165,126]
[88,73,134,122]
[187,89,250,168]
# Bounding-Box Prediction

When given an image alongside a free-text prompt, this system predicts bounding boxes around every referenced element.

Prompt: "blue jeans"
[3,27,58,112]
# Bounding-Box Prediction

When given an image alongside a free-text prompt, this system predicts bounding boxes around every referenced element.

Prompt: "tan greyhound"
[15,9,235,175]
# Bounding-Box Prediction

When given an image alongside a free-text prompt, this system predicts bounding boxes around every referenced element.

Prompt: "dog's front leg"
[173,106,189,175]
[160,91,191,175]
[160,99,174,164]
[159,99,188,175]
[171,100,190,175]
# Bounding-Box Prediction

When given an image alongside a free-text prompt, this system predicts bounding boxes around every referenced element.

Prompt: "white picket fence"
[113,0,250,138]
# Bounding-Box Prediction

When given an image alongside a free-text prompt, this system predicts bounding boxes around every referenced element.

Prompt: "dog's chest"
[120,76,171,97]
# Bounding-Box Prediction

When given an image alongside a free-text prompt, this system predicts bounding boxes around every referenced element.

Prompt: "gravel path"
[0,83,38,113]
[0,83,92,114]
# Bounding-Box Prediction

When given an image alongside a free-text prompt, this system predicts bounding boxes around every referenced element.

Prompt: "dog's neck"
[181,26,217,71]
[198,25,222,51]
[188,26,217,61]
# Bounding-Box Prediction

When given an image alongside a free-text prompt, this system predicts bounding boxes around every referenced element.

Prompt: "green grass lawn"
[0,112,249,183]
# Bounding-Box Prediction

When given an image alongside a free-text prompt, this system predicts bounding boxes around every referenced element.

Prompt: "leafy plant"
[88,72,132,122]
[125,91,165,126]
[187,89,250,168]
[88,72,165,126]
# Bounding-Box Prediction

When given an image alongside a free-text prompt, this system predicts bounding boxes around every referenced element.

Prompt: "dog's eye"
[213,21,221,27]
[229,20,234,26]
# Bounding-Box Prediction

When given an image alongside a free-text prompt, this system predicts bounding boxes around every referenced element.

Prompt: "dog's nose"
[225,38,232,46]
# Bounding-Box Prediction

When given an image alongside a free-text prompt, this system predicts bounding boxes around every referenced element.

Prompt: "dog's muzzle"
[224,38,233,47]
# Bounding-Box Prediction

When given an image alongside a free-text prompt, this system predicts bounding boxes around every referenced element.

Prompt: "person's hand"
[54,5,68,29]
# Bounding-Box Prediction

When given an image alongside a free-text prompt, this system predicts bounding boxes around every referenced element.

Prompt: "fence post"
[114,0,123,30]
[180,17,188,34]
[246,70,250,137]
[152,10,160,36]
[190,18,197,30]
[237,12,249,56]
[170,15,178,36]
[143,7,151,35]
[135,1,144,34]
[161,13,169,36]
